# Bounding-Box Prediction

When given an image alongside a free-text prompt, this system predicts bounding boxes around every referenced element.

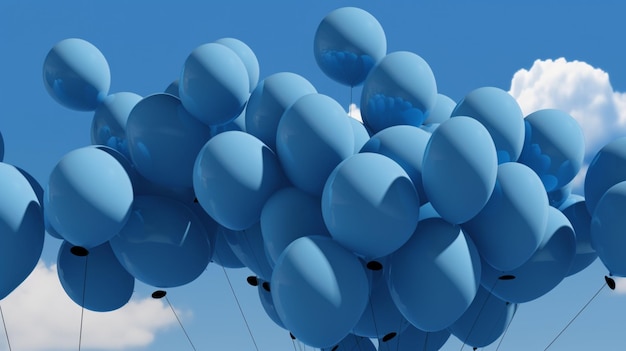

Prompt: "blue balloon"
[43,38,110,111]
[348,116,370,153]
[314,7,386,86]
[0,131,3,162]
[559,195,597,276]
[360,125,431,205]
[57,241,134,312]
[126,93,212,188]
[481,206,576,303]
[214,38,260,92]
[423,93,455,125]
[590,181,626,276]
[0,163,45,299]
[361,51,437,133]
[276,93,354,196]
[223,223,273,280]
[109,196,211,287]
[449,286,517,348]
[179,43,249,127]
[211,225,245,268]
[194,130,286,231]
[584,136,626,215]
[451,87,525,163]
[245,72,317,151]
[378,325,450,351]
[164,80,179,97]
[518,109,585,192]
[256,278,286,329]
[271,236,369,348]
[322,334,377,351]
[462,162,549,272]
[548,182,572,208]
[91,92,142,159]
[322,153,420,260]
[47,147,133,248]
[260,187,330,266]
[387,217,481,332]
[422,117,498,224]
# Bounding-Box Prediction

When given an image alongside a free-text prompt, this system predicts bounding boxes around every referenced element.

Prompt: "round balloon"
[422,116,498,224]
[584,136,626,215]
[322,334,376,351]
[559,194,597,276]
[322,152,420,260]
[590,181,626,276]
[43,38,110,111]
[91,92,142,159]
[361,51,437,133]
[214,37,259,92]
[256,278,285,329]
[223,223,273,280]
[379,325,451,351]
[423,93,455,125]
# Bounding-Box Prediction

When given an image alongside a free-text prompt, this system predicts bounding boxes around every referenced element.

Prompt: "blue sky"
[2,1,626,350]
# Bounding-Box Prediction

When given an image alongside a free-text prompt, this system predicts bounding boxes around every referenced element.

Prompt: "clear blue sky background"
[2,1,626,350]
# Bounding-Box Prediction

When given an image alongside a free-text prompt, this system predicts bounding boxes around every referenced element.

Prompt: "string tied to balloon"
[151,290,197,351]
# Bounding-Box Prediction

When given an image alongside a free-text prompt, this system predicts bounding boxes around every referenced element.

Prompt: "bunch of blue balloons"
[0,5,623,351]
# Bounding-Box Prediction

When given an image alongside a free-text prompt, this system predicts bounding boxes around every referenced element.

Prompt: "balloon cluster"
[1,6,624,351]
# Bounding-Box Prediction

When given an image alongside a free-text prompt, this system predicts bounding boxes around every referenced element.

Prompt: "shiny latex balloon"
[314,7,386,87]
[451,87,525,163]
[559,195,597,276]
[462,162,548,272]
[179,43,249,127]
[387,217,481,332]
[584,136,626,215]
[109,196,211,288]
[211,225,245,268]
[361,51,437,133]
[518,109,585,192]
[0,162,45,299]
[422,117,498,224]
[481,206,576,303]
[449,286,517,348]
[57,241,134,312]
[194,130,286,231]
[378,325,451,351]
[360,125,431,205]
[590,181,626,276]
[164,80,179,97]
[257,278,286,329]
[47,146,133,248]
[43,38,110,111]
[260,187,330,266]
[223,223,273,280]
[276,93,353,196]
[91,92,142,159]
[423,93,455,126]
[245,72,317,151]
[322,334,376,351]
[271,236,369,348]
[348,116,370,153]
[322,152,420,260]
[214,37,260,92]
[126,93,212,188]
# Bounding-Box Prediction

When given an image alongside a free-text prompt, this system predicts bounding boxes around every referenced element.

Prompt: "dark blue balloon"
[214,38,260,92]
[57,241,134,312]
[223,223,273,280]
[590,181,626,276]
[559,195,597,276]
[423,93,455,125]
[256,278,286,329]
[91,92,142,159]
[379,325,450,351]
[584,136,626,215]
[322,334,376,351]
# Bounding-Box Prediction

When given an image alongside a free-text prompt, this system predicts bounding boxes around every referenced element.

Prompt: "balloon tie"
[163,294,197,351]
[0,304,12,351]
[78,253,89,351]
[459,279,499,351]
[495,303,518,351]
[366,289,382,349]
[220,265,260,351]
[543,281,606,350]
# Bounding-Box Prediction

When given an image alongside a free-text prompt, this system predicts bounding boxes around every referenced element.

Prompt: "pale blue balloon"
[481,206,576,303]
[47,147,133,248]
[584,136,626,215]
[321,334,376,351]
[518,109,584,192]
[378,324,451,351]
[451,87,525,163]
[126,93,212,188]
[423,93,455,125]
[257,278,286,329]
[0,163,45,299]
[91,92,142,159]
[109,196,211,287]
[215,38,260,92]
[57,241,134,312]
[360,125,431,205]
[422,117,498,224]
[245,72,317,151]
[387,218,481,332]
[462,162,548,272]
[361,51,437,133]
[314,7,386,86]
[276,93,354,196]
[179,43,249,127]
[559,194,597,276]
[322,152,420,260]
[590,181,626,276]
[348,117,370,153]
[223,223,273,280]
[43,38,110,111]
[194,131,286,230]
[271,236,369,348]
[211,225,245,268]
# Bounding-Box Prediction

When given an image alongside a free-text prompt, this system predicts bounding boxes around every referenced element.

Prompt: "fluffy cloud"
[348,103,362,122]
[0,262,179,351]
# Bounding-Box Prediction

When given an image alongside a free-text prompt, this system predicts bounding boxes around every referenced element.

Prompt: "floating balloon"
[322,152,420,260]
[57,241,134,312]
[423,93,455,125]
[179,43,249,127]
[314,7,386,86]
[214,37,259,92]
[463,162,548,272]
[271,236,369,348]
[518,109,584,192]
[47,146,133,248]
[584,136,626,215]
[387,217,481,332]
[559,195,597,276]
[422,117,498,224]
[361,51,437,133]
[348,116,370,153]
[257,278,286,329]
[194,130,286,230]
[223,223,273,280]
[276,93,353,195]
[322,334,377,351]
[91,92,142,159]
[590,181,626,276]
[43,38,110,111]
[378,325,451,351]
[109,196,211,287]
[211,225,245,269]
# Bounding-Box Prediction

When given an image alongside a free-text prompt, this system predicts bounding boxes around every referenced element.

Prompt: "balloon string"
[485,300,510,349]
[78,254,89,351]
[367,291,382,351]
[422,331,429,351]
[459,279,499,351]
[0,304,12,351]
[164,296,197,351]
[241,230,265,282]
[291,338,298,351]
[220,265,260,351]
[495,304,518,351]
[543,281,606,351]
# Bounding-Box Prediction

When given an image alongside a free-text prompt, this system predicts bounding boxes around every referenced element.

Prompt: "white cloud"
[612,277,626,294]
[0,261,179,351]
[348,103,362,122]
